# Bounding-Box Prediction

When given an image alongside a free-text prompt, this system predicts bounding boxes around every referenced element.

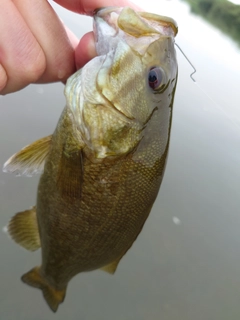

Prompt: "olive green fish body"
[3,7,178,312]
[38,99,171,287]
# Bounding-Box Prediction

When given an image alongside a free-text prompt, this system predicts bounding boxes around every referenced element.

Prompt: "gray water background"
[0,0,240,319]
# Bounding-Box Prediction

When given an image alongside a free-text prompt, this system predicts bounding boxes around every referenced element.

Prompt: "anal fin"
[22,266,66,313]
[101,256,123,275]
[7,206,41,251]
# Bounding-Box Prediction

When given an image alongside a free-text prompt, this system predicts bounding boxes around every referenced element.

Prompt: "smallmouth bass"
[3,7,178,312]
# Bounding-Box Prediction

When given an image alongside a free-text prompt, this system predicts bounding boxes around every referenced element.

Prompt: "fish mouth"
[94,6,121,16]
[94,6,178,38]
[138,11,178,36]
[93,7,108,15]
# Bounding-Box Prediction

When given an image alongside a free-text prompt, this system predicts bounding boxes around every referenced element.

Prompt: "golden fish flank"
[3,7,178,312]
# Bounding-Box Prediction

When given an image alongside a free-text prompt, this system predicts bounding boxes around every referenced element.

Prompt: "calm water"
[1,0,240,319]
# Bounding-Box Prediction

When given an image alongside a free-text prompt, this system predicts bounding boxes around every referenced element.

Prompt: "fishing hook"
[174,42,196,82]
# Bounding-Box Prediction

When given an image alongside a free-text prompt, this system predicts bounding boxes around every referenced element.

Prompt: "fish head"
[65,7,178,160]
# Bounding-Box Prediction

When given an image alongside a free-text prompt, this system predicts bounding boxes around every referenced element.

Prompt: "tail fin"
[21,267,66,312]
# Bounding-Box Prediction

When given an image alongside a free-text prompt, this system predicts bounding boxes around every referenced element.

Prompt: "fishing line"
[175,42,240,130]
[174,42,196,82]
[194,82,240,130]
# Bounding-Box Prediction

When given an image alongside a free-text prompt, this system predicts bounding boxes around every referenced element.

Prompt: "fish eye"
[148,67,164,90]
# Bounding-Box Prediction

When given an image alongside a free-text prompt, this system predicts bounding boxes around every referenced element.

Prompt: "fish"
[3,6,178,312]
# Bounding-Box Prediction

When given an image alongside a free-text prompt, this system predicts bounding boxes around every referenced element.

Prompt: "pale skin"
[0,0,140,95]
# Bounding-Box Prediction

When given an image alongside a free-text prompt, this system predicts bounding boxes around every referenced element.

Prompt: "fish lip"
[138,12,178,36]
[94,6,120,17]
[93,7,106,15]
[94,7,178,37]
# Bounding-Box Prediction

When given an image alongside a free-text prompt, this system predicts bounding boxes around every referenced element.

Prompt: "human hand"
[0,0,140,95]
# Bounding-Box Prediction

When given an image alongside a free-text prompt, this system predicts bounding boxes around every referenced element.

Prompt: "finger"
[62,23,79,51]
[75,32,96,69]
[13,0,76,84]
[0,65,7,92]
[0,1,46,94]
[54,0,141,15]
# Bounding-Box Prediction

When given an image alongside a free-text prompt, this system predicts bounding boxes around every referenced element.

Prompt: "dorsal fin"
[3,135,52,176]
[7,206,41,251]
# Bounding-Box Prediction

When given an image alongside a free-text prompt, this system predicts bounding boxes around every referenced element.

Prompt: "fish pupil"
[148,67,163,89]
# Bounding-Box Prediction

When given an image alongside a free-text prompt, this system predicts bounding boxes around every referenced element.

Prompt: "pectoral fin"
[7,206,41,251]
[3,135,52,176]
